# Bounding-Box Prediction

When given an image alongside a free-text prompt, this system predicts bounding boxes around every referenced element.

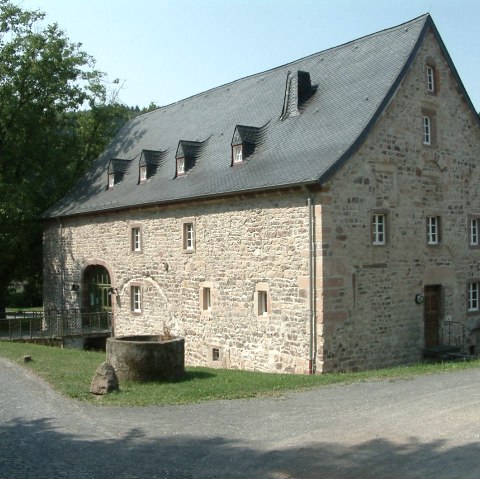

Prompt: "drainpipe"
[308,196,317,374]
[56,217,65,312]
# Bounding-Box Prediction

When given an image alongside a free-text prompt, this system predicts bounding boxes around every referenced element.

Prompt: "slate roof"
[44,14,475,219]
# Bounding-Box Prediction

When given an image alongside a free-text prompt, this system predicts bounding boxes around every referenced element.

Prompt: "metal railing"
[0,310,112,341]
[441,320,466,351]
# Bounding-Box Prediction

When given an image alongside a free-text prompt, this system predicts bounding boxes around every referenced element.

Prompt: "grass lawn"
[1,340,479,406]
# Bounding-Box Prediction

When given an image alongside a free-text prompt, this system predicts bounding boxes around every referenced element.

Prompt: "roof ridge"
[139,14,431,118]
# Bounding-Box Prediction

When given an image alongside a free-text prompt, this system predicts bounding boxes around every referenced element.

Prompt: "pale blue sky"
[19,0,480,111]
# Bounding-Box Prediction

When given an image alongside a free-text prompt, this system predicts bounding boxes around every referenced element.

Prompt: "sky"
[19,0,480,111]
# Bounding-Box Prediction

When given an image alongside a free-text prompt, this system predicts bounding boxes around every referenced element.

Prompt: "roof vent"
[281,70,317,120]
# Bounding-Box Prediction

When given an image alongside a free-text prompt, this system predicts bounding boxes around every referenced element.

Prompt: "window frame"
[130,284,142,314]
[427,216,441,245]
[176,157,186,176]
[255,283,270,318]
[469,217,479,248]
[372,212,387,246]
[232,144,243,164]
[200,282,213,312]
[108,173,115,189]
[422,115,431,145]
[131,226,142,253]
[139,165,147,182]
[182,219,196,253]
[468,281,479,313]
[426,65,435,93]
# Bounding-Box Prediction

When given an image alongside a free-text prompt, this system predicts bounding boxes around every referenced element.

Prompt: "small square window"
[108,173,115,189]
[468,282,479,312]
[131,285,142,313]
[426,66,435,92]
[140,166,147,182]
[427,216,440,245]
[177,158,185,176]
[470,218,479,246]
[202,287,211,311]
[212,348,220,361]
[183,222,195,252]
[232,145,243,164]
[131,227,141,252]
[422,116,431,145]
[372,213,386,245]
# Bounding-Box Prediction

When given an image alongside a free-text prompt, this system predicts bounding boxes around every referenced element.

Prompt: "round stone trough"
[106,335,184,382]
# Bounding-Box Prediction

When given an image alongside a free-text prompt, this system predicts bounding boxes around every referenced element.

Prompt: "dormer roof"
[44,14,477,218]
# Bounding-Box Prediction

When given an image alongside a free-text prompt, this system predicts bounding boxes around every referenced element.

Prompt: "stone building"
[43,14,480,373]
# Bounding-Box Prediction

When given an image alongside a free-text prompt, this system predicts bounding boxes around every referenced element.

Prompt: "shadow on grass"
[1,417,479,478]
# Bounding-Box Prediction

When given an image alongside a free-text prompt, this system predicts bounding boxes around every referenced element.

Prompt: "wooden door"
[424,285,442,348]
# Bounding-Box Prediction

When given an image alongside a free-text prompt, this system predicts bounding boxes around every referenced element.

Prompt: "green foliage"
[1,341,479,406]
[0,1,139,311]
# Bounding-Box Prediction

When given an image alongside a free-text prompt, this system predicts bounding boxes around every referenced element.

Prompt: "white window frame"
[131,227,141,252]
[422,116,431,145]
[182,221,195,252]
[140,165,147,182]
[470,218,479,246]
[108,173,115,189]
[176,157,185,176]
[468,282,479,312]
[232,144,243,164]
[131,285,142,313]
[372,213,386,245]
[427,216,440,245]
[426,65,435,92]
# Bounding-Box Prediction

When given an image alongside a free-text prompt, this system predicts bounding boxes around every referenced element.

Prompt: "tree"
[0,1,127,316]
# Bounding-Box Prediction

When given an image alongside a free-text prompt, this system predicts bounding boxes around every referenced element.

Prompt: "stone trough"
[106,335,184,382]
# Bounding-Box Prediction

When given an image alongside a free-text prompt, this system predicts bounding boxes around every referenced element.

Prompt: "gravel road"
[1,356,479,478]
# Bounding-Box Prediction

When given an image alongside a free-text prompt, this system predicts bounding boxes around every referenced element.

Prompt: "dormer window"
[107,158,132,190]
[138,149,167,184]
[174,139,207,178]
[232,145,243,164]
[230,124,267,166]
[139,165,147,182]
[176,157,185,176]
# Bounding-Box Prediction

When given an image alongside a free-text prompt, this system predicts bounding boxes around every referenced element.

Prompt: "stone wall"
[44,192,312,374]
[316,28,480,371]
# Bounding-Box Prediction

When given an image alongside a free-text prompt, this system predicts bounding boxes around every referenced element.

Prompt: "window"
[108,173,115,189]
[182,221,195,252]
[427,216,440,245]
[131,227,141,252]
[426,65,435,92]
[468,282,479,312]
[139,165,147,182]
[470,218,479,246]
[131,285,142,313]
[257,291,268,316]
[232,145,243,164]
[372,213,386,245]
[422,116,431,145]
[202,287,211,311]
[212,348,220,361]
[176,158,185,176]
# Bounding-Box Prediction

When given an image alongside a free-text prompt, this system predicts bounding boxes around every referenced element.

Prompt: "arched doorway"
[83,265,112,313]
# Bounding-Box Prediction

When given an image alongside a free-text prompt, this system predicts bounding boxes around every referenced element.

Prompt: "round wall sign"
[415,293,424,304]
